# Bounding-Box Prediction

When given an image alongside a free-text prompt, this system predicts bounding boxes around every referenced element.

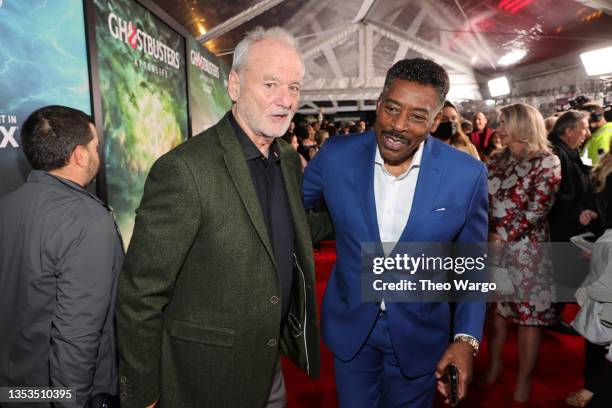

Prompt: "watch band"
[454,334,480,356]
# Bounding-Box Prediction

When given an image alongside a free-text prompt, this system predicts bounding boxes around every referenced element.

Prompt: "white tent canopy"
[170,0,612,114]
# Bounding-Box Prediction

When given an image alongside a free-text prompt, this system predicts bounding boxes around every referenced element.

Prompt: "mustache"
[381,130,409,144]
[271,110,290,116]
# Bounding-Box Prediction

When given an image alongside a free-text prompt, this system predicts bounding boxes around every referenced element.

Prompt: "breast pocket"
[425,206,466,221]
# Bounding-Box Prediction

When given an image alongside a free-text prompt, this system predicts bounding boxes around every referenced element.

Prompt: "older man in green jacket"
[116,27,329,408]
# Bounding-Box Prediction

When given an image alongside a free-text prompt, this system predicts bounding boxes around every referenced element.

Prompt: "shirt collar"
[229,111,280,162]
[374,138,425,178]
[28,170,107,207]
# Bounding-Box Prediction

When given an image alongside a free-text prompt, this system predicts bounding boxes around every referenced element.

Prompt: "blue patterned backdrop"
[0,0,90,196]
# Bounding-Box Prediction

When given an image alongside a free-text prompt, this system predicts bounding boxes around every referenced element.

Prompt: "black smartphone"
[447,364,459,406]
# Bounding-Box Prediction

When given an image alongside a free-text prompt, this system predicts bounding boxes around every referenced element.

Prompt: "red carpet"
[282,241,584,407]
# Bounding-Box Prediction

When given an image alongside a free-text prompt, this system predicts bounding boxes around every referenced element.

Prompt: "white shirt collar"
[374,139,425,178]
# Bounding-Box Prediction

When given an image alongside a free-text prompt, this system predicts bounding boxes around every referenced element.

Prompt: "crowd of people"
[1,24,611,408]
[285,93,612,406]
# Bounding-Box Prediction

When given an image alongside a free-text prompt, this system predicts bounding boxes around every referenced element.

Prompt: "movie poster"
[187,37,232,135]
[93,0,188,245]
[0,0,91,196]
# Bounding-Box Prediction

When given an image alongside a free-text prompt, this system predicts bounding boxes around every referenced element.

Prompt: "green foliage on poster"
[94,0,188,245]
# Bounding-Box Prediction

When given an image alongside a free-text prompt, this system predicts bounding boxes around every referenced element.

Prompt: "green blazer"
[116,113,325,407]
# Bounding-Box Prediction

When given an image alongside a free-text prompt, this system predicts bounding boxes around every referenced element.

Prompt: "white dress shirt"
[374,141,424,310]
[372,140,478,346]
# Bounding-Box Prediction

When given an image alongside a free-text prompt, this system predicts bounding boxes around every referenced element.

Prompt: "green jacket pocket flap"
[167,320,235,347]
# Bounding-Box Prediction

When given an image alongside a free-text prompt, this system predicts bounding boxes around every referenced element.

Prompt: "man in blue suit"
[303,58,488,407]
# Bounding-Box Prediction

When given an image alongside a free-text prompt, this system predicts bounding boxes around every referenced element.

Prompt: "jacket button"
[270,296,279,304]
[267,338,277,347]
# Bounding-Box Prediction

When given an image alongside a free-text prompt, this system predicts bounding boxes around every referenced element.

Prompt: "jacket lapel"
[398,135,442,242]
[355,133,381,243]
[216,115,276,268]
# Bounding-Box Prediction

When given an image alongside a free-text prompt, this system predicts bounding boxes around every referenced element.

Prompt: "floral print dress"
[488,150,562,325]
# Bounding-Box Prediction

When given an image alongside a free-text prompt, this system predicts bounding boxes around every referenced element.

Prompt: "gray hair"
[231,26,304,75]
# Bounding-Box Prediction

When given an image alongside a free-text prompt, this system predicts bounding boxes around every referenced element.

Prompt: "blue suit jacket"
[303,131,488,377]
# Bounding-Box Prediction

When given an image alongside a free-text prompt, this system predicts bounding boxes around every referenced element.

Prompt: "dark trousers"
[333,312,436,408]
[585,340,612,407]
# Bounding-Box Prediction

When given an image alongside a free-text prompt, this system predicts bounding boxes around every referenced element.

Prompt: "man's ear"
[228,70,240,102]
[430,112,442,133]
[70,145,88,169]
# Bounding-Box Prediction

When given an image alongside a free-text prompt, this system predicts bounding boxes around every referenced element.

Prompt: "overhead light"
[488,76,510,97]
[580,46,612,76]
[498,49,527,66]
[197,23,207,36]
[485,99,495,106]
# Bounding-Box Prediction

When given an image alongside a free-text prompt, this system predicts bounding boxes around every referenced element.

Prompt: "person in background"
[326,123,338,137]
[358,120,367,132]
[605,106,612,123]
[317,107,325,124]
[548,110,594,244]
[471,111,494,156]
[349,123,361,134]
[544,115,558,134]
[581,104,612,165]
[315,129,330,147]
[461,119,473,136]
[482,103,561,405]
[282,132,308,171]
[296,123,319,161]
[342,121,354,135]
[432,101,480,160]
[482,131,504,161]
[547,111,598,339]
[0,105,124,407]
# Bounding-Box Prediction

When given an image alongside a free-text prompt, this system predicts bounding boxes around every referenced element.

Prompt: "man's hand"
[579,209,598,226]
[435,341,474,404]
[145,399,158,408]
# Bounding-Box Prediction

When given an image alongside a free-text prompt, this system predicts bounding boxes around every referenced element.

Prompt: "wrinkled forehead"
[243,39,304,78]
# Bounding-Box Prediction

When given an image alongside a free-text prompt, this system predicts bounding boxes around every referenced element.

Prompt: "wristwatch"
[454,334,480,356]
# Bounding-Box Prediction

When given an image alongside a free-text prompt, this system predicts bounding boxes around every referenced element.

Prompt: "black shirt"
[229,112,295,320]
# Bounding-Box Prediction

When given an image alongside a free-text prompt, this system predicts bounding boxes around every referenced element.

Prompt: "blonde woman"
[481,103,562,406]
